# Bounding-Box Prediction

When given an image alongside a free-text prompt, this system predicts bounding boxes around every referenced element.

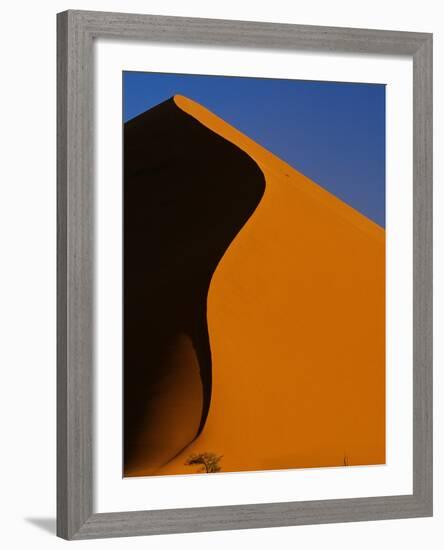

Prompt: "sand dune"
[152,95,385,476]
[123,98,265,476]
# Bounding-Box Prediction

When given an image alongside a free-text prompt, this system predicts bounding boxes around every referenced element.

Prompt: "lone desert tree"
[185,452,223,473]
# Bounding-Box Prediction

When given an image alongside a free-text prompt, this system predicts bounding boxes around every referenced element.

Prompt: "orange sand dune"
[154,95,385,476]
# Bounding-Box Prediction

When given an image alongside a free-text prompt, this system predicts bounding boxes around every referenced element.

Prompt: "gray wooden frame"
[57,9,433,540]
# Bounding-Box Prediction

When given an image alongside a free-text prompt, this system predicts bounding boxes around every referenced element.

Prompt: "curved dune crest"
[123,98,265,476]
[174,94,384,240]
[154,95,385,476]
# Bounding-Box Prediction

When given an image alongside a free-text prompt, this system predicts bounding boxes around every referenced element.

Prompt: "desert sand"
[153,95,385,476]
[123,97,265,476]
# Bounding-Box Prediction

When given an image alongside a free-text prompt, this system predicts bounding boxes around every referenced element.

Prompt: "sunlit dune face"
[154,96,385,476]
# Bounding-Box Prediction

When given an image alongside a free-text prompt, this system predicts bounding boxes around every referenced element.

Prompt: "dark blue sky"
[123,72,385,227]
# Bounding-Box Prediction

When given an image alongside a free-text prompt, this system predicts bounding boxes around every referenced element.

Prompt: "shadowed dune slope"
[123,98,265,476]
[154,95,385,476]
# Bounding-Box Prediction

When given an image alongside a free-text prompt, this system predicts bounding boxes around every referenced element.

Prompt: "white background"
[0,0,441,549]
[95,41,413,512]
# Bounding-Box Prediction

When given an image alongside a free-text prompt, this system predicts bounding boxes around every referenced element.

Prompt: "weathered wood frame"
[57,9,433,540]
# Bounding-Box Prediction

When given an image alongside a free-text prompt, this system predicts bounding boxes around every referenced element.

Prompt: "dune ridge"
[123,97,265,477]
[174,94,384,240]
[152,94,385,476]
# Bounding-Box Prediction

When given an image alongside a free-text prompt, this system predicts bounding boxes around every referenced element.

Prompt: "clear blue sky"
[123,71,385,227]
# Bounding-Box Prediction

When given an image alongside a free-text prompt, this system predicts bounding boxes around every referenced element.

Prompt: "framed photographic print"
[57,9,433,540]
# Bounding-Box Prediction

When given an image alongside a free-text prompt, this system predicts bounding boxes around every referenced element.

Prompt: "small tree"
[185,452,223,473]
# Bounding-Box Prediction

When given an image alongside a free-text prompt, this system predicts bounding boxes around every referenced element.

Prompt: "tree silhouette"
[185,452,223,473]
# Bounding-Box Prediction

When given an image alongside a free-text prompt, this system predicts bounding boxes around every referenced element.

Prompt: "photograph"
[123,72,386,478]
[0,2,436,546]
